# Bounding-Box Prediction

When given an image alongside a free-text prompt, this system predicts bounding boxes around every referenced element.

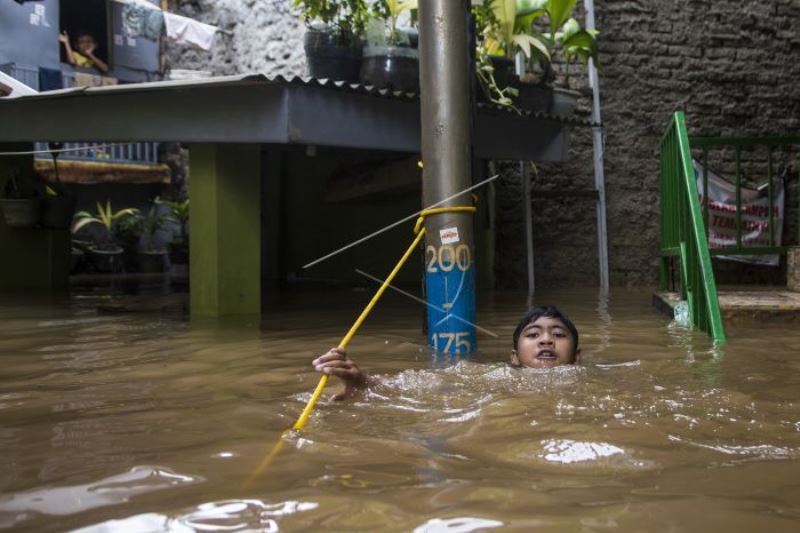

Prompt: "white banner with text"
[694,161,784,266]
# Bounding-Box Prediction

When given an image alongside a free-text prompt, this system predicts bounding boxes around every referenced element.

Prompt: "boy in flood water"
[312,305,581,399]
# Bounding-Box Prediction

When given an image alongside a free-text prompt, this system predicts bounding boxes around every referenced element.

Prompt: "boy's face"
[76,35,95,54]
[511,315,580,369]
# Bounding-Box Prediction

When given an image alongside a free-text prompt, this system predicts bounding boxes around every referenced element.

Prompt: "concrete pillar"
[0,144,70,293]
[418,0,476,354]
[788,246,800,292]
[189,143,261,318]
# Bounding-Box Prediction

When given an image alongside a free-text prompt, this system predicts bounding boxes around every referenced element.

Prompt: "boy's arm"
[312,347,372,400]
[85,50,109,73]
[59,32,76,66]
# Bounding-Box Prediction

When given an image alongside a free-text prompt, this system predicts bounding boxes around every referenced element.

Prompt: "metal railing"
[32,141,160,165]
[659,112,726,341]
[2,63,160,166]
[691,135,800,255]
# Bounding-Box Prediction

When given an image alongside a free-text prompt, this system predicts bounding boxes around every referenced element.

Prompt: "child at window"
[59,31,109,74]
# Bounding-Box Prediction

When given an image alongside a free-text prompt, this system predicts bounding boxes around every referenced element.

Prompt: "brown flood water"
[2,288,800,532]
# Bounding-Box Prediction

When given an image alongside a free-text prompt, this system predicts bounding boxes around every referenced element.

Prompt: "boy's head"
[75,33,96,54]
[510,306,580,368]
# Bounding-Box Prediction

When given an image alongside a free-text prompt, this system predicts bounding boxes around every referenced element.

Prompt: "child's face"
[511,316,579,369]
[76,35,95,54]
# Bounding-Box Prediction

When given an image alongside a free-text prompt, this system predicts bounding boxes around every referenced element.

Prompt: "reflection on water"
[1,288,800,531]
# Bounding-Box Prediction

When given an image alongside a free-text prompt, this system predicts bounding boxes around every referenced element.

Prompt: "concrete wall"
[166,0,800,288]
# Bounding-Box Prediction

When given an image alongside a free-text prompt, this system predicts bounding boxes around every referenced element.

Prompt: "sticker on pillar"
[440,227,460,245]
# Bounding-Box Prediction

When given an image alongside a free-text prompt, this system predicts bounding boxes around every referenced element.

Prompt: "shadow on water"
[1,287,800,531]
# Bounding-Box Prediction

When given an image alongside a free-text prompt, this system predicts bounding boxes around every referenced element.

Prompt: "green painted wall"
[189,143,261,318]
[0,146,69,293]
[260,148,494,291]
[282,150,423,287]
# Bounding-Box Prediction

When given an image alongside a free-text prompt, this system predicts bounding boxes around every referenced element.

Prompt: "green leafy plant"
[72,201,138,249]
[516,0,599,84]
[159,197,189,240]
[137,199,169,252]
[480,0,550,61]
[293,0,370,37]
[474,0,599,106]
[369,0,417,45]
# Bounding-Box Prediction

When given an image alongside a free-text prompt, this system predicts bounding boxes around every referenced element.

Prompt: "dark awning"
[0,74,584,161]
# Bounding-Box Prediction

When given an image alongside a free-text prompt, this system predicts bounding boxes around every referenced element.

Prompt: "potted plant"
[474,0,598,115]
[72,201,138,273]
[359,0,419,93]
[294,0,369,82]
[517,0,599,117]
[159,197,190,269]
[473,0,551,109]
[136,200,169,274]
[115,211,143,272]
[0,171,41,229]
[40,143,77,230]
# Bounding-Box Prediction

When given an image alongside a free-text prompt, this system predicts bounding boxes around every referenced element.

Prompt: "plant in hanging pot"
[517,0,599,117]
[40,142,77,230]
[294,0,369,82]
[72,201,138,273]
[159,197,189,268]
[474,0,598,115]
[136,200,169,274]
[359,0,419,93]
[473,0,551,109]
[0,171,41,229]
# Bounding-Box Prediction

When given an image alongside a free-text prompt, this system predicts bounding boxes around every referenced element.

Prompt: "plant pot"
[517,83,554,114]
[477,56,525,106]
[0,197,41,229]
[70,247,84,273]
[138,250,166,273]
[550,88,581,118]
[169,242,188,265]
[488,56,518,94]
[87,245,123,273]
[359,46,419,93]
[304,28,362,82]
[41,195,77,229]
[72,238,94,252]
[120,243,138,272]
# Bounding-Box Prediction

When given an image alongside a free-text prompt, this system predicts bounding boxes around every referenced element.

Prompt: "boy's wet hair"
[512,305,579,352]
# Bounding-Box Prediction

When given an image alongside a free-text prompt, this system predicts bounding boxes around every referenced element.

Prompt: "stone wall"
[165,0,306,78]
[165,0,800,288]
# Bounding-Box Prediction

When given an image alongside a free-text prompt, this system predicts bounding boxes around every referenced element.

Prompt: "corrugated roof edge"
[0,72,593,125]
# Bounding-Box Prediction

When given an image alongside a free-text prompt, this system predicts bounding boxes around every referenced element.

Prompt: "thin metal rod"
[735,146,742,247]
[301,174,498,269]
[702,147,709,236]
[767,145,774,246]
[354,269,498,337]
[521,162,535,293]
[584,0,609,289]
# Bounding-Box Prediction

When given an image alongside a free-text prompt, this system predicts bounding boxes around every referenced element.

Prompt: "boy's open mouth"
[536,350,556,360]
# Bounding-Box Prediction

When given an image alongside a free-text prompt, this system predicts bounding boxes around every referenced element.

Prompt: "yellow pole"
[245,206,475,488]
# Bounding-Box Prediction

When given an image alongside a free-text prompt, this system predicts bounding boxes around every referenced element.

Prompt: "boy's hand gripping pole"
[246,207,475,486]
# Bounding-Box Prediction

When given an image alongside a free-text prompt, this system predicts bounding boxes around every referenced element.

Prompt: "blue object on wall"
[109,0,160,73]
[38,67,63,91]
[0,0,60,69]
